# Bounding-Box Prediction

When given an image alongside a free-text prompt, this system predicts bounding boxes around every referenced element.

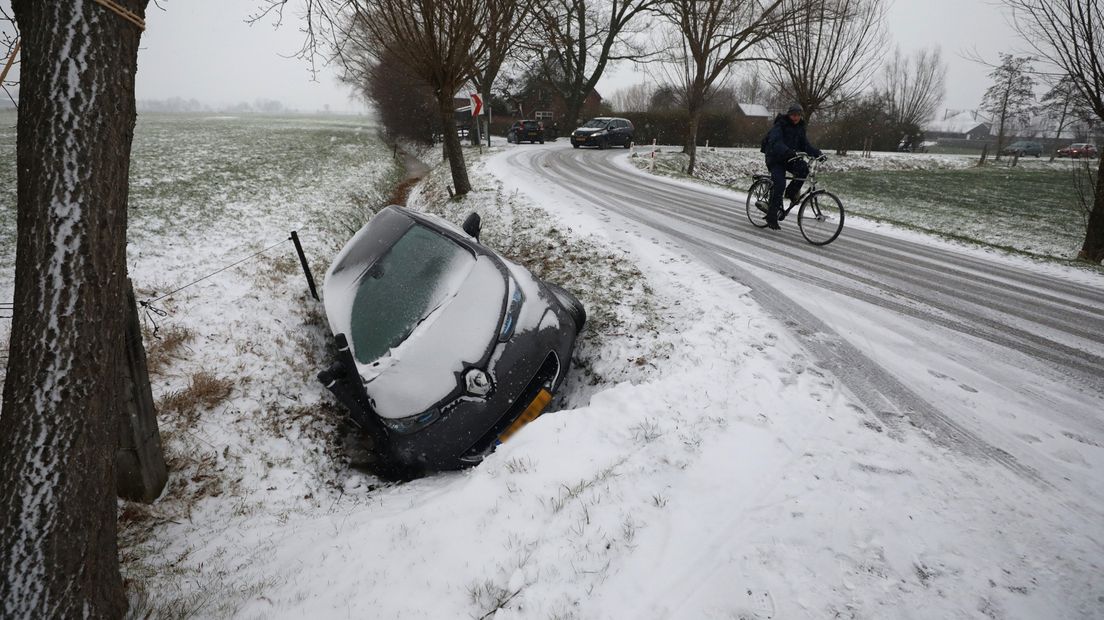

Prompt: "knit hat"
[786,104,804,116]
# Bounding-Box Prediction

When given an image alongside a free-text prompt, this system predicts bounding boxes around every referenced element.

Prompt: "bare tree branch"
[525,0,659,128]
[765,0,887,118]
[880,45,947,129]
[654,0,808,175]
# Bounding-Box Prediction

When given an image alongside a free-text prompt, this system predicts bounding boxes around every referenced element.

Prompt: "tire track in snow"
[496,145,1104,485]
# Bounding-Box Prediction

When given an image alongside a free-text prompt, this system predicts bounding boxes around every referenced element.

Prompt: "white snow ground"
[3,121,1102,618]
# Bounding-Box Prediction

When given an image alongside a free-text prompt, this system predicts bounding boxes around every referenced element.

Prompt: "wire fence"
[0,230,320,371]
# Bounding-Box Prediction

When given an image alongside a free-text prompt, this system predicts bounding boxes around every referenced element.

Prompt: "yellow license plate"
[498,389,552,443]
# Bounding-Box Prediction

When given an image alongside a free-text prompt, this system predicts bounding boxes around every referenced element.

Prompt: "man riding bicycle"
[763,104,824,230]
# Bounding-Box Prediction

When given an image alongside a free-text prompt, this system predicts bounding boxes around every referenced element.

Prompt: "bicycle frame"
[745,153,846,245]
[778,155,823,216]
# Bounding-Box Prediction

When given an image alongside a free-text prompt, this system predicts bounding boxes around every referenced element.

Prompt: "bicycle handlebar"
[788,152,828,163]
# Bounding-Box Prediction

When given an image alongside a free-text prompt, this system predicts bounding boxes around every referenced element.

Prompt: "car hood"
[574,127,604,134]
[355,255,506,419]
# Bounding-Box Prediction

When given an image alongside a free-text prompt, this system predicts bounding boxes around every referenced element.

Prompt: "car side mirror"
[462,212,482,241]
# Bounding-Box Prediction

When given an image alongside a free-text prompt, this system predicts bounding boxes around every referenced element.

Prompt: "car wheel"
[546,283,586,333]
[572,143,579,149]
[599,138,608,150]
[540,139,545,144]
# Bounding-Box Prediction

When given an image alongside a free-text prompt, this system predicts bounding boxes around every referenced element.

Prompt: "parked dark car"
[507,119,544,144]
[318,206,585,476]
[1056,143,1098,158]
[1001,141,1043,157]
[571,117,634,149]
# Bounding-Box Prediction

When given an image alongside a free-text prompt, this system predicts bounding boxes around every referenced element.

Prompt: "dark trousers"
[768,159,810,217]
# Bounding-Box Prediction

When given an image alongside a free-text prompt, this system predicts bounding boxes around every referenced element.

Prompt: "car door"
[610,120,625,145]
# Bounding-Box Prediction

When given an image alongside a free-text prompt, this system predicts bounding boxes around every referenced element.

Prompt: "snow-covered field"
[2,117,1102,618]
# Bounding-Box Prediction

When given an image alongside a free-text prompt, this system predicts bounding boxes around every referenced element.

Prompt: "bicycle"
[745,153,845,246]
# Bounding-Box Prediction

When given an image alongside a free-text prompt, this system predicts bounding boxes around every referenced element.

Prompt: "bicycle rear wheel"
[745,178,772,228]
[797,190,845,245]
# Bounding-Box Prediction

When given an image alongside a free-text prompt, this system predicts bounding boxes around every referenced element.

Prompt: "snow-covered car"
[318,205,585,475]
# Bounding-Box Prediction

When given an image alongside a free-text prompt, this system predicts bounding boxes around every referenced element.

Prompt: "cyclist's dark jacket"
[764,114,822,165]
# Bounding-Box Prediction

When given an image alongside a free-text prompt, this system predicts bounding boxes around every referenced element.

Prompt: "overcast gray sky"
[4,0,1030,115]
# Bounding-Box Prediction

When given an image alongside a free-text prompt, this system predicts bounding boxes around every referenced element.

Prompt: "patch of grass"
[158,372,234,420]
[826,165,1084,260]
[143,324,195,375]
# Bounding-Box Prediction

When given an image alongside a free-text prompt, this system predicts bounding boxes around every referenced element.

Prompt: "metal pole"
[290,231,319,301]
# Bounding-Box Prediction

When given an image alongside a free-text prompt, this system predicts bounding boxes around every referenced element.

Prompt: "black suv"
[508,120,545,144]
[571,117,634,149]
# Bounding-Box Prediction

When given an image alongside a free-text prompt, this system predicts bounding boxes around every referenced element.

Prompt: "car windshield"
[349,224,475,364]
[582,119,608,128]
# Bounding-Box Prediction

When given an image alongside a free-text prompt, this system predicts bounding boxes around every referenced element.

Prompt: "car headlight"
[593,131,607,137]
[379,408,440,434]
[498,276,524,342]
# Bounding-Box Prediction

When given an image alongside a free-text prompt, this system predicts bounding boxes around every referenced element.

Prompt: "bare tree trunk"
[1080,155,1104,262]
[1,1,147,616]
[686,109,701,176]
[438,98,472,196]
[1050,101,1069,162]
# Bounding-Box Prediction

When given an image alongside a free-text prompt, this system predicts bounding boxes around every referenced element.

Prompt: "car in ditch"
[318,205,585,476]
[570,117,634,149]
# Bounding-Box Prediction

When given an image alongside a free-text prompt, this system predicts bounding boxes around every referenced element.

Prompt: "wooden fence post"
[116,280,168,503]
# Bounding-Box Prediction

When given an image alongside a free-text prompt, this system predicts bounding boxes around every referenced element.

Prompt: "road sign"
[470,93,483,117]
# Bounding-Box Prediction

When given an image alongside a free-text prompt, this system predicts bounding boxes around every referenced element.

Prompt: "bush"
[616,111,771,147]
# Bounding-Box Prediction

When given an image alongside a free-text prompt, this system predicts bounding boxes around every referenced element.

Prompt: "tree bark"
[1,1,147,617]
[685,109,701,176]
[438,97,472,196]
[1080,155,1104,263]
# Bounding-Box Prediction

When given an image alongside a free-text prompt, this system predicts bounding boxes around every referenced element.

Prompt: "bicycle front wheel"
[745,178,772,228]
[797,190,845,245]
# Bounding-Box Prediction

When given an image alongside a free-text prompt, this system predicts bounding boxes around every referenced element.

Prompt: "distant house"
[736,103,772,120]
[509,82,603,125]
[926,110,992,140]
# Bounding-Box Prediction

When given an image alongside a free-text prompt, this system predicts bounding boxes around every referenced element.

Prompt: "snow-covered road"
[491,143,1104,498]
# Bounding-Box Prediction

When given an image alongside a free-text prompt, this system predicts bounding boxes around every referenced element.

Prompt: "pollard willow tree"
[880,45,947,133]
[343,0,489,196]
[656,0,805,176]
[1041,75,1093,161]
[264,0,491,196]
[766,0,887,119]
[529,0,658,130]
[0,0,149,617]
[471,0,539,143]
[1003,0,1104,262]
[979,54,1037,161]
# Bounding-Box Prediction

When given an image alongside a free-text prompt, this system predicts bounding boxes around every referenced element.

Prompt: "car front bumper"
[322,306,579,474]
[383,319,576,471]
[571,133,604,146]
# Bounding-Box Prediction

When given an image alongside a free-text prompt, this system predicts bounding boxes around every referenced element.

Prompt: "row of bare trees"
[272,0,921,184]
